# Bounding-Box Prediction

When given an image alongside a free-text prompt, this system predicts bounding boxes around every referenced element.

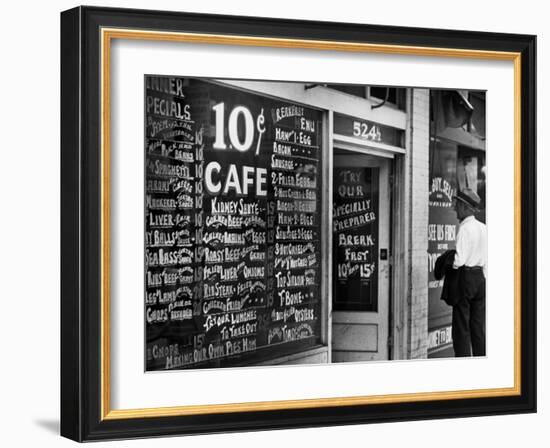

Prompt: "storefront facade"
[145,76,437,370]
[427,90,486,358]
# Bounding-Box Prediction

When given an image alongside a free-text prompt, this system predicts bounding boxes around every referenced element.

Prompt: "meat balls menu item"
[145,77,323,371]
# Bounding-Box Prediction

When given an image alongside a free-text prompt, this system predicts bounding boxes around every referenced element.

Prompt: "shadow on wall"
[33,419,59,435]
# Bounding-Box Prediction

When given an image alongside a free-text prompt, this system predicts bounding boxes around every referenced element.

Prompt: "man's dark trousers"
[452,267,486,357]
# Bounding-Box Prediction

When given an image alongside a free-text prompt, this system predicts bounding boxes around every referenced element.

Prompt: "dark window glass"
[370,87,406,110]
[327,84,366,98]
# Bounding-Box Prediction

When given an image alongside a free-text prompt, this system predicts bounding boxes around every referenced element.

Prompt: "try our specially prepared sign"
[333,167,379,311]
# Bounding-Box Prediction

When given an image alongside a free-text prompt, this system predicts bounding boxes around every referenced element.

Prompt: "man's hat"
[454,188,481,210]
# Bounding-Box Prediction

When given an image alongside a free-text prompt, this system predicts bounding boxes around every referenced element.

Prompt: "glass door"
[332,150,391,361]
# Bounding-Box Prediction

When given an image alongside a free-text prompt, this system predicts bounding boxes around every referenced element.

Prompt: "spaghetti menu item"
[145,77,323,370]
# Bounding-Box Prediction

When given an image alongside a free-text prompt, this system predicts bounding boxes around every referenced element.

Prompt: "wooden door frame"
[331,142,394,361]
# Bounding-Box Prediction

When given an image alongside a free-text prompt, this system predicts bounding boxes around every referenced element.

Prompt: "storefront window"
[326,84,406,110]
[468,92,486,139]
[428,140,459,345]
[370,87,407,110]
[457,146,486,224]
[145,77,324,370]
[427,138,486,356]
[327,84,367,98]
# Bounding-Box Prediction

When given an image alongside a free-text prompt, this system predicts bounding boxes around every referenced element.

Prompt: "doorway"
[332,149,391,361]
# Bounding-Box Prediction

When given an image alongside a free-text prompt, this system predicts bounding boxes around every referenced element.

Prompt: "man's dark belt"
[462,266,483,271]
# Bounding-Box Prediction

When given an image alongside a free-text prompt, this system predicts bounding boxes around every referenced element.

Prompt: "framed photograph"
[60,6,536,441]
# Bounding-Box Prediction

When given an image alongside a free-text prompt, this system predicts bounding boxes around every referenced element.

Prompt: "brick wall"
[408,89,430,359]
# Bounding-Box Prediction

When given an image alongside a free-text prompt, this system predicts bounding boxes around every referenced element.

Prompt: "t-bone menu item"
[145,77,323,370]
[333,167,378,311]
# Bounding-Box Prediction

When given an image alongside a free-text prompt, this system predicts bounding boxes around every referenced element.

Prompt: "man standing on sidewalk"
[452,188,487,357]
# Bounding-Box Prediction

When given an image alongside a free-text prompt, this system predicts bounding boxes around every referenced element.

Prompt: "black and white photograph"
[144,76,487,371]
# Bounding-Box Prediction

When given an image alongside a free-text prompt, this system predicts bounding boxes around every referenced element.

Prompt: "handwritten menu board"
[333,167,378,311]
[145,77,323,370]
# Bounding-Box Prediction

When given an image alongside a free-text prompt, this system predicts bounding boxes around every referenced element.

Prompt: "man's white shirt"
[453,215,488,277]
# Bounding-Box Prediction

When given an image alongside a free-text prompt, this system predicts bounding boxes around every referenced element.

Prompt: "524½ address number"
[352,120,382,142]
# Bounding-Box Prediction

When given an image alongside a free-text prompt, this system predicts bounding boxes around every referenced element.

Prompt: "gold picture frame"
[61,6,536,441]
